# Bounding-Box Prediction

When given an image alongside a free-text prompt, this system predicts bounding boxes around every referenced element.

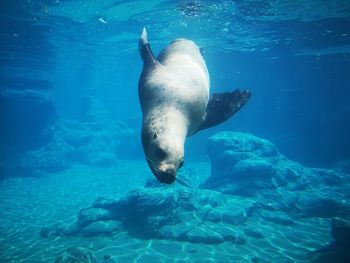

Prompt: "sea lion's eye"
[153,131,159,140]
[156,147,167,159]
[153,133,157,139]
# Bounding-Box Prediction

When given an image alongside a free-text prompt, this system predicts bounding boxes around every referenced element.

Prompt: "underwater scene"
[1,0,350,262]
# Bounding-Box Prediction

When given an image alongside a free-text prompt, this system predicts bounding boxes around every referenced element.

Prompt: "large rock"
[77,96,114,130]
[203,132,311,194]
[203,132,350,220]
[0,85,83,177]
[255,186,350,219]
[0,86,57,157]
[310,217,350,263]
[63,97,120,166]
[77,207,113,227]
[62,120,117,167]
[0,87,58,176]
[40,222,79,238]
[41,131,350,253]
[62,97,140,166]
[12,131,75,175]
[332,217,350,244]
[1,93,140,177]
[81,220,122,236]
[45,179,253,244]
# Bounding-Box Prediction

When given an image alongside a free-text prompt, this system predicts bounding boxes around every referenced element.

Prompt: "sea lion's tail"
[139,27,149,47]
[139,27,158,66]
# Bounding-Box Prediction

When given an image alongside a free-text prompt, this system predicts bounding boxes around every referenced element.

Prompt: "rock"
[310,247,348,263]
[1,93,141,175]
[75,96,142,162]
[61,97,141,166]
[81,220,122,236]
[158,222,193,240]
[145,216,169,234]
[205,205,247,225]
[259,210,295,226]
[331,217,350,245]
[280,188,350,219]
[255,186,350,220]
[48,183,254,244]
[40,222,79,238]
[62,119,117,167]
[0,87,58,176]
[205,224,247,244]
[203,132,350,196]
[300,193,347,218]
[93,197,120,210]
[334,160,350,175]
[54,247,97,263]
[0,87,57,158]
[255,189,298,212]
[133,188,176,214]
[59,97,117,167]
[203,132,350,221]
[114,126,142,160]
[182,226,225,244]
[313,168,349,187]
[74,132,116,166]
[310,217,350,263]
[206,132,278,159]
[78,208,112,228]
[77,96,113,130]
[13,132,74,174]
[40,225,60,238]
[203,132,308,194]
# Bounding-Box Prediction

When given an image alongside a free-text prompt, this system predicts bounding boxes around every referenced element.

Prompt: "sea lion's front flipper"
[197,89,251,131]
[139,27,158,67]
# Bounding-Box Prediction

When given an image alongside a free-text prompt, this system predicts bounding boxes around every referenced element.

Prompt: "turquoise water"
[1,1,350,262]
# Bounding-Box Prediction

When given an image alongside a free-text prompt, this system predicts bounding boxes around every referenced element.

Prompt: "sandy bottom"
[0,160,331,263]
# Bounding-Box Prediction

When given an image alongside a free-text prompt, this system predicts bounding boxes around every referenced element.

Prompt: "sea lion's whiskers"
[146,156,161,171]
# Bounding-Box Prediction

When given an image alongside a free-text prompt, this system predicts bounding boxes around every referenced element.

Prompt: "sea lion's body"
[138,28,251,183]
[139,38,209,135]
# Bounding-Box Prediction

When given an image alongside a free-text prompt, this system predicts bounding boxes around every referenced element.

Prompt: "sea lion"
[138,28,251,184]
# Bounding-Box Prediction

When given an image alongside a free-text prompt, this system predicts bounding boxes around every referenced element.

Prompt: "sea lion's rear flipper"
[139,27,158,67]
[197,89,251,131]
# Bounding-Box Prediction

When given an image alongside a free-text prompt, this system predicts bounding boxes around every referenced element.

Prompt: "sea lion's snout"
[155,163,176,184]
[146,158,177,184]
[154,168,176,184]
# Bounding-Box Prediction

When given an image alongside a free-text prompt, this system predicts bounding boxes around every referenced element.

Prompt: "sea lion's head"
[141,126,185,184]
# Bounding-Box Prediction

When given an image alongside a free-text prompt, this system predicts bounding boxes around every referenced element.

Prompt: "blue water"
[1,1,350,262]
